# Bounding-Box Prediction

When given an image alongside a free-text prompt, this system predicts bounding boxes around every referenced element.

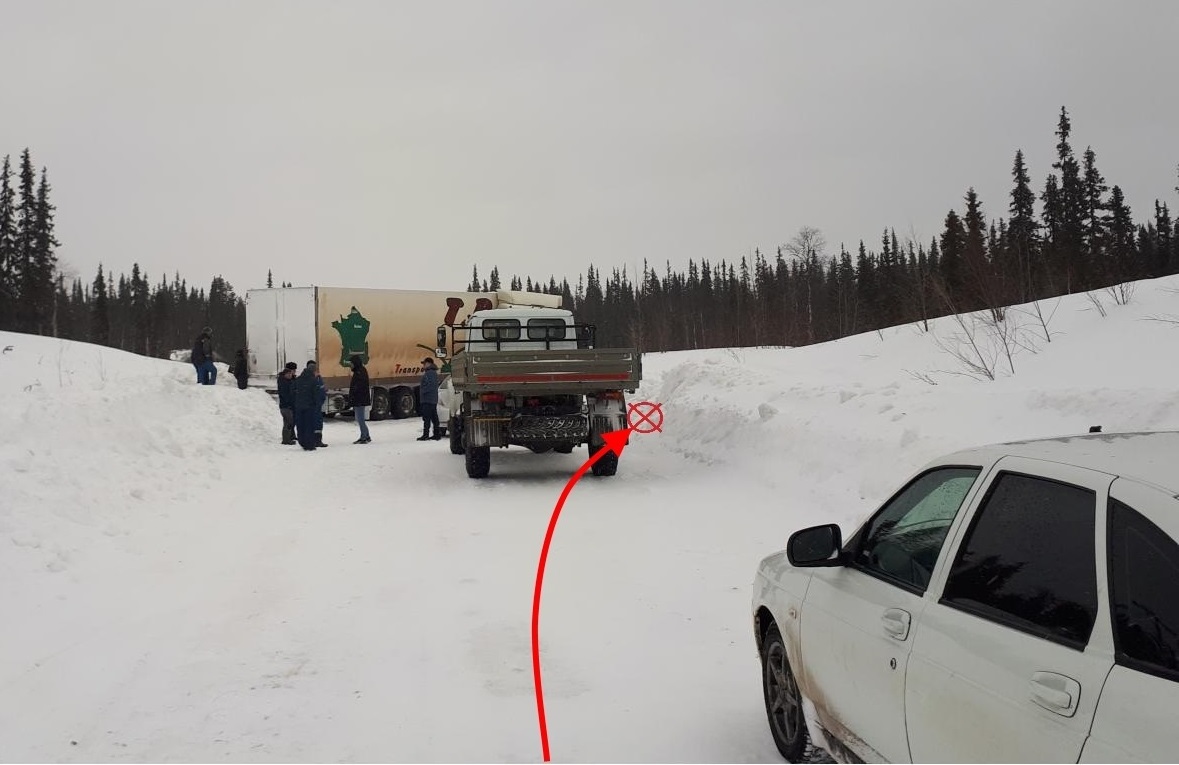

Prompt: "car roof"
[940,430,1179,495]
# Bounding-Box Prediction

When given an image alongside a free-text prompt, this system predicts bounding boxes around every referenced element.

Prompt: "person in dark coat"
[418,357,441,440]
[191,327,216,385]
[349,354,372,444]
[294,360,320,450]
[276,361,298,444]
[313,368,329,447]
[230,349,250,389]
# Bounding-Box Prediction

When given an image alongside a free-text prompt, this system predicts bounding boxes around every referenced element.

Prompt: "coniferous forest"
[2,108,1177,360]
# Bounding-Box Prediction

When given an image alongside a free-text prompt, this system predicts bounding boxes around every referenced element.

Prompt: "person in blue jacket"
[294,361,320,450]
[313,366,329,447]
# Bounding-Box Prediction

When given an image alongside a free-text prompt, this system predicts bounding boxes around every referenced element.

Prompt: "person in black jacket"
[230,349,250,389]
[294,360,321,450]
[191,327,216,385]
[349,354,372,444]
[276,362,298,444]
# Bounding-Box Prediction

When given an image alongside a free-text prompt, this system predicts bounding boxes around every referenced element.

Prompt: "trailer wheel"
[390,386,416,419]
[370,388,390,421]
[449,417,465,455]
[465,445,491,478]
[591,451,618,477]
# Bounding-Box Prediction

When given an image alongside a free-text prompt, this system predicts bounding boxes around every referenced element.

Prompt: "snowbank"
[634,276,1179,531]
[0,331,279,576]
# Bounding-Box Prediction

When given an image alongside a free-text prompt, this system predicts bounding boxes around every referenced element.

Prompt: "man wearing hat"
[294,360,322,450]
[418,357,441,441]
[276,361,298,444]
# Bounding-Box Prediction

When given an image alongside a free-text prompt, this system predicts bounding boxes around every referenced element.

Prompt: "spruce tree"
[91,264,110,345]
[14,149,36,331]
[0,156,14,330]
[961,188,997,318]
[266,269,273,288]
[1051,107,1086,290]
[1105,185,1136,282]
[29,167,60,335]
[937,209,966,307]
[1156,202,1175,275]
[1007,149,1040,302]
[1081,146,1108,276]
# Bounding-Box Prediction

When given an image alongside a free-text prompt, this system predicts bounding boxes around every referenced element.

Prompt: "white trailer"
[245,285,562,422]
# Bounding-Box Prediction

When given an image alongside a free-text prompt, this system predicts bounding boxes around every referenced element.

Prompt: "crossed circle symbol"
[627,401,664,434]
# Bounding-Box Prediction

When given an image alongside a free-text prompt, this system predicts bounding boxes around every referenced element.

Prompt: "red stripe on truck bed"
[475,372,632,383]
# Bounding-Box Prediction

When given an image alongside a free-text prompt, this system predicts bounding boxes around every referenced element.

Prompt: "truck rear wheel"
[369,388,390,421]
[591,451,618,477]
[390,386,416,419]
[449,417,465,455]
[465,445,491,478]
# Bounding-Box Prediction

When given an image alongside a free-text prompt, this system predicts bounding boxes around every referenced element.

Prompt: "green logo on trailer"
[331,306,370,366]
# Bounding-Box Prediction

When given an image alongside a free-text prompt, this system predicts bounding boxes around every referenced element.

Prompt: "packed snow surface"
[4,279,1179,762]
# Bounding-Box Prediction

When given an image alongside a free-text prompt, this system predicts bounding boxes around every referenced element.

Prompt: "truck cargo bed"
[448,349,641,394]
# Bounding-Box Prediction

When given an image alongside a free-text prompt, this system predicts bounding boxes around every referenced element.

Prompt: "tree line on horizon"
[473,107,1179,352]
[3,107,1177,361]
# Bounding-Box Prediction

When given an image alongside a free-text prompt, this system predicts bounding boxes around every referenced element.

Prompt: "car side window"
[852,467,981,592]
[1109,499,1179,682]
[941,472,1097,649]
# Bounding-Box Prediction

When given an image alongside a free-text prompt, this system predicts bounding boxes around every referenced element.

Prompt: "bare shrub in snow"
[933,307,1039,381]
[933,311,999,381]
[1019,298,1060,343]
[1086,291,1108,318]
[1106,281,1136,306]
[905,369,938,386]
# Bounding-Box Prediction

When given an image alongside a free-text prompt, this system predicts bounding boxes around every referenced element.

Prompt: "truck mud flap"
[507,415,589,442]
[591,413,626,441]
[470,417,509,447]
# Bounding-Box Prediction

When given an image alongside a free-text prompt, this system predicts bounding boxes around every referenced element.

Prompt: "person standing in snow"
[230,349,250,389]
[313,366,329,447]
[348,354,372,444]
[191,327,216,385]
[277,361,298,444]
[294,360,320,450]
[417,357,441,441]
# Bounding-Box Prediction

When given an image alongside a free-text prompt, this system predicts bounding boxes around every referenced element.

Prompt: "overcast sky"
[2,0,1176,297]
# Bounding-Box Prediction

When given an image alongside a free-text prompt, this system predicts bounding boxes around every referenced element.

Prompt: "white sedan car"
[752,429,1179,763]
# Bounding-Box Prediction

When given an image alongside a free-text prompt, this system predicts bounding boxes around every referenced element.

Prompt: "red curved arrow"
[531,429,631,762]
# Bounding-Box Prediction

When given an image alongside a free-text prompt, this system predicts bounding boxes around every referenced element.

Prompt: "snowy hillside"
[4,277,1179,762]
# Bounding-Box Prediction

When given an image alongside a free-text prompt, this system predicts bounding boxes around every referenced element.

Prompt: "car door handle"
[1029,671,1081,717]
[881,608,911,641]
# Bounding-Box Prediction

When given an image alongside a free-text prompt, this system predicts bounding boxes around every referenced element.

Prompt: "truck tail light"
[596,390,624,400]
[480,393,506,403]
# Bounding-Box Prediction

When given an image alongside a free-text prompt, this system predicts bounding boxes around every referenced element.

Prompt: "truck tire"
[390,386,416,419]
[554,444,574,454]
[591,451,618,476]
[465,445,491,478]
[449,417,464,455]
[370,388,390,421]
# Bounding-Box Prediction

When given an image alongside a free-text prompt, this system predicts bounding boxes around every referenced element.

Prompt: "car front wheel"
[762,622,808,762]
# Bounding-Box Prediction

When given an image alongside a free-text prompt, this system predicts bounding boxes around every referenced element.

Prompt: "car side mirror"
[787,523,845,567]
